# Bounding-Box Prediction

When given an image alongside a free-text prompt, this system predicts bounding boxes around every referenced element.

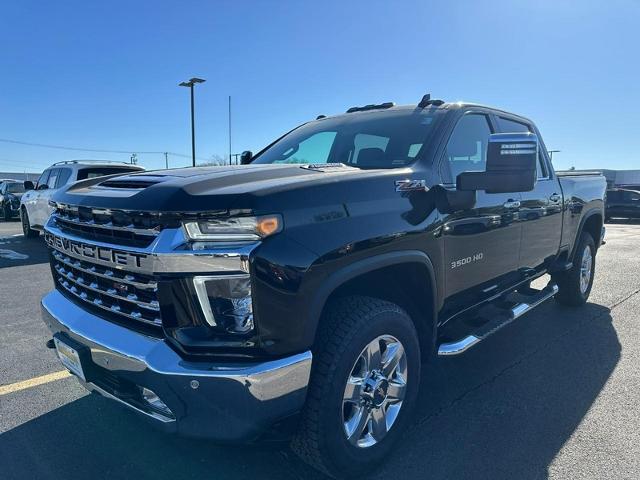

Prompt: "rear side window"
[46,169,60,189]
[498,117,548,179]
[443,114,493,182]
[607,191,622,201]
[56,168,72,188]
[625,191,640,201]
[76,167,142,180]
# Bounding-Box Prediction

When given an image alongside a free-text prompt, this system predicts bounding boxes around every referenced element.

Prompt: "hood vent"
[99,176,167,189]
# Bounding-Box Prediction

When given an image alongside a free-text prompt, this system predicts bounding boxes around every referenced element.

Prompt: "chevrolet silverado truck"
[41,96,606,478]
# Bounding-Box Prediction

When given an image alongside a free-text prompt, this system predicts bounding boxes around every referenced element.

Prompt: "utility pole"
[228,95,232,165]
[179,77,206,167]
[130,153,138,165]
[164,152,169,169]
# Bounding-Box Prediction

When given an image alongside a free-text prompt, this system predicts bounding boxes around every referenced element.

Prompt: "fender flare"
[305,250,439,350]
[570,208,604,261]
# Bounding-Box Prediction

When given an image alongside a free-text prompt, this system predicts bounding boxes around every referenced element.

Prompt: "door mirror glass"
[240,151,253,165]
[456,133,538,194]
[23,180,35,191]
[37,183,49,191]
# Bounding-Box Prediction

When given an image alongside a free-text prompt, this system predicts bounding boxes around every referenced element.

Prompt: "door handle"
[503,200,521,209]
[549,193,561,203]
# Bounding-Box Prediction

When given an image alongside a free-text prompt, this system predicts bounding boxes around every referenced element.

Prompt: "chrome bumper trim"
[42,290,312,440]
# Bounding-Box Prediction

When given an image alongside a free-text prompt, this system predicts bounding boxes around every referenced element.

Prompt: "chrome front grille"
[51,204,169,248]
[51,250,161,328]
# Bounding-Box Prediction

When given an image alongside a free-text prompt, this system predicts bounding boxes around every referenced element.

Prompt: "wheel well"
[320,262,436,359]
[582,214,603,248]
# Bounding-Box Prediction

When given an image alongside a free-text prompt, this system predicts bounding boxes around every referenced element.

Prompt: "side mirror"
[23,180,34,191]
[240,151,253,165]
[37,183,49,191]
[456,133,538,194]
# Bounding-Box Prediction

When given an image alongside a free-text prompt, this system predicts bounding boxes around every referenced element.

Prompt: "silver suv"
[20,160,144,237]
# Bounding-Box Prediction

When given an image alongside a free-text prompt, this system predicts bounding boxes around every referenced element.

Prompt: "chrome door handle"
[549,193,561,203]
[503,200,521,209]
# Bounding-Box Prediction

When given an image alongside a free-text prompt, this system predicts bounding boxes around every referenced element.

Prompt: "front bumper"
[42,290,312,441]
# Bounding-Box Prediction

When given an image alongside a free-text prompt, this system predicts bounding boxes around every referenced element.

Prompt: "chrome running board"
[437,283,559,356]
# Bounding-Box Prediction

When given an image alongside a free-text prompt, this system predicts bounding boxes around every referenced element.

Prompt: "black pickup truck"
[41,96,606,477]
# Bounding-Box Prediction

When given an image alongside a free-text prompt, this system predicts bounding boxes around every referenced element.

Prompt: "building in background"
[600,169,640,190]
[0,171,41,182]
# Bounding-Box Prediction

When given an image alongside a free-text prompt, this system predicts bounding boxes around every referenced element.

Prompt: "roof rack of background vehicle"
[51,160,135,166]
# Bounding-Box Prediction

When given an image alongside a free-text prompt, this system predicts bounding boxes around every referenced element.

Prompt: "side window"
[626,191,640,201]
[36,169,51,189]
[443,114,492,182]
[352,133,390,165]
[55,168,72,188]
[46,169,60,189]
[273,131,337,164]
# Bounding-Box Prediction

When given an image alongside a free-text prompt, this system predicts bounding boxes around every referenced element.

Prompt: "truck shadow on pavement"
[0,302,620,480]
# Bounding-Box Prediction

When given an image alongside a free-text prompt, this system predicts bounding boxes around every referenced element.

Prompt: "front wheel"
[553,232,596,306]
[21,209,39,238]
[3,204,11,222]
[292,296,421,478]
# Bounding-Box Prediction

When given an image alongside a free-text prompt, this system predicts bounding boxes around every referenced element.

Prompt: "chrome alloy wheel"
[342,335,407,448]
[580,245,593,294]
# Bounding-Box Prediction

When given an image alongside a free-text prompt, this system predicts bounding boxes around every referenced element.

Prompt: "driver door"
[439,112,522,303]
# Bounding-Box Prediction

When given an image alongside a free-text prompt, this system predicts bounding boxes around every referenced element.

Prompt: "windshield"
[5,182,24,194]
[77,167,142,180]
[252,108,443,169]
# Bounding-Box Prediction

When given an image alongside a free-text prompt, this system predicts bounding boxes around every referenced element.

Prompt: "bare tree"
[198,154,228,167]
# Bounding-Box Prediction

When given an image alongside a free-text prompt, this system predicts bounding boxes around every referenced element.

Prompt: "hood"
[52,163,409,214]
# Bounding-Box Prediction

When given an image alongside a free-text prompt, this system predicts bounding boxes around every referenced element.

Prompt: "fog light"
[140,387,173,417]
[193,274,254,334]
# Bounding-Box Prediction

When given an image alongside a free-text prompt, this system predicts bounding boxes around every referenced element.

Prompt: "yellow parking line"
[0,370,72,396]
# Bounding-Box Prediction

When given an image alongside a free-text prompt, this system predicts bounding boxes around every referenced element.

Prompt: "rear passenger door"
[439,112,522,300]
[496,117,563,270]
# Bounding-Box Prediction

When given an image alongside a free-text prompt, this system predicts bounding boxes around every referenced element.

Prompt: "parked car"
[20,161,144,237]
[605,188,640,220]
[0,180,26,220]
[40,96,606,478]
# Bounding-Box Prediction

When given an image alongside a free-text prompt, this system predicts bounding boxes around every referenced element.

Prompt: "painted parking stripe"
[0,370,71,396]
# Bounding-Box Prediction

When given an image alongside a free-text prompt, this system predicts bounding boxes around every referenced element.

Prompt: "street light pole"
[179,77,206,167]
[548,150,560,162]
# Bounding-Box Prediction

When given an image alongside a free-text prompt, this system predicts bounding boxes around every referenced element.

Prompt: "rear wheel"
[21,208,39,238]
[554,232,596,306]
[3,204,11,222]
[292,296,420,478]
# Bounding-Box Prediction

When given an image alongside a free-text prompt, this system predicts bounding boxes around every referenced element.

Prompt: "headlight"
[193,274,254,334]
[183,215,282,242]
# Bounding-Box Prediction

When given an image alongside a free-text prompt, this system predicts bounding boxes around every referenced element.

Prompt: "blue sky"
[1,0,638,172]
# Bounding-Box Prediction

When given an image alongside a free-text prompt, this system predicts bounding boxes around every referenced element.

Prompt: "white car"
[20,160,144,237]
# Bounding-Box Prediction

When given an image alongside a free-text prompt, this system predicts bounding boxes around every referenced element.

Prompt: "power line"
[0,138,210,162]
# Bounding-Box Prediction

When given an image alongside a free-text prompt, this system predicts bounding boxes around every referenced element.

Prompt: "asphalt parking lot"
[1,219,639,479]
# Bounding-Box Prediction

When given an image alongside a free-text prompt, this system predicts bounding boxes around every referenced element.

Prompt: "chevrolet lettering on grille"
[44,232,152,271]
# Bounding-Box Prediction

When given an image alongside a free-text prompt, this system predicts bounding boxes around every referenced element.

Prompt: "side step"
[437,283,559,356]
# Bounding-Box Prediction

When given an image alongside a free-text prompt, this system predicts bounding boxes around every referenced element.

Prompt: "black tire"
[21,208,39,238]
[3,204,10,222]
[291,296,421,478]
[553,232,596,306]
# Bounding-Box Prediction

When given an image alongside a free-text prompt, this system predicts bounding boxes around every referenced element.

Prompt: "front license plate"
[54,337,86,381]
